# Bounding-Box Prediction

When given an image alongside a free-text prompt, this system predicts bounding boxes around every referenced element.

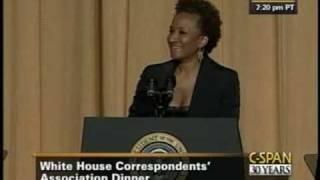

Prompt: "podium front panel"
[81,117,242,153]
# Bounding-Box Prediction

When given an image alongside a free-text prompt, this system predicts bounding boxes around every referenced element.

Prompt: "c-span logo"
[249,152,292,176]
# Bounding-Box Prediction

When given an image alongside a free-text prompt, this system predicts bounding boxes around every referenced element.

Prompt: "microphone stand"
[147,78,174,117]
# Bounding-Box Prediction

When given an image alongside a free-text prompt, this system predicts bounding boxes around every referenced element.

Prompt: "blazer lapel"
[188,56,218,116]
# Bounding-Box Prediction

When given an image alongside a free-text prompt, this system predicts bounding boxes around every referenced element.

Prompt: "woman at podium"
[129,0,240,118]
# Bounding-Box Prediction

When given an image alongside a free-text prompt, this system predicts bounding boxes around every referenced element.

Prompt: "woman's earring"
[198,49,204,63]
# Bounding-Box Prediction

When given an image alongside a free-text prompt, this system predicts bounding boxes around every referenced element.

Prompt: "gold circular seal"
[130,133,189,179]
[131,132,187,153]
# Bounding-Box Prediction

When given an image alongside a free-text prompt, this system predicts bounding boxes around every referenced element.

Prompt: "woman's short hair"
[175,0,222,53]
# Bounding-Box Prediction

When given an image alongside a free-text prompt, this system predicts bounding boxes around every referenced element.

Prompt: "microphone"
[146,78,157,97]
[146,76,176,117]
[165,76,176,99]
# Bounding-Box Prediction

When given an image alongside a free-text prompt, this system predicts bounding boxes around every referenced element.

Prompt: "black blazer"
[129,55,240,118]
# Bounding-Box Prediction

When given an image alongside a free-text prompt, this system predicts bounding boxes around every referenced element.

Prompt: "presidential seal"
[130,133,188,180]
[131,132,187,153]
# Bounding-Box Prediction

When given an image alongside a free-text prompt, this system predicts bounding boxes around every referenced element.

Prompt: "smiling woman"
[128,0,240,118]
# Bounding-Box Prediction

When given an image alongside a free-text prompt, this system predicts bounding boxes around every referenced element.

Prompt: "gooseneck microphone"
[147,78,157,97]
[146,76,176,117]
[165,76,175,99]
